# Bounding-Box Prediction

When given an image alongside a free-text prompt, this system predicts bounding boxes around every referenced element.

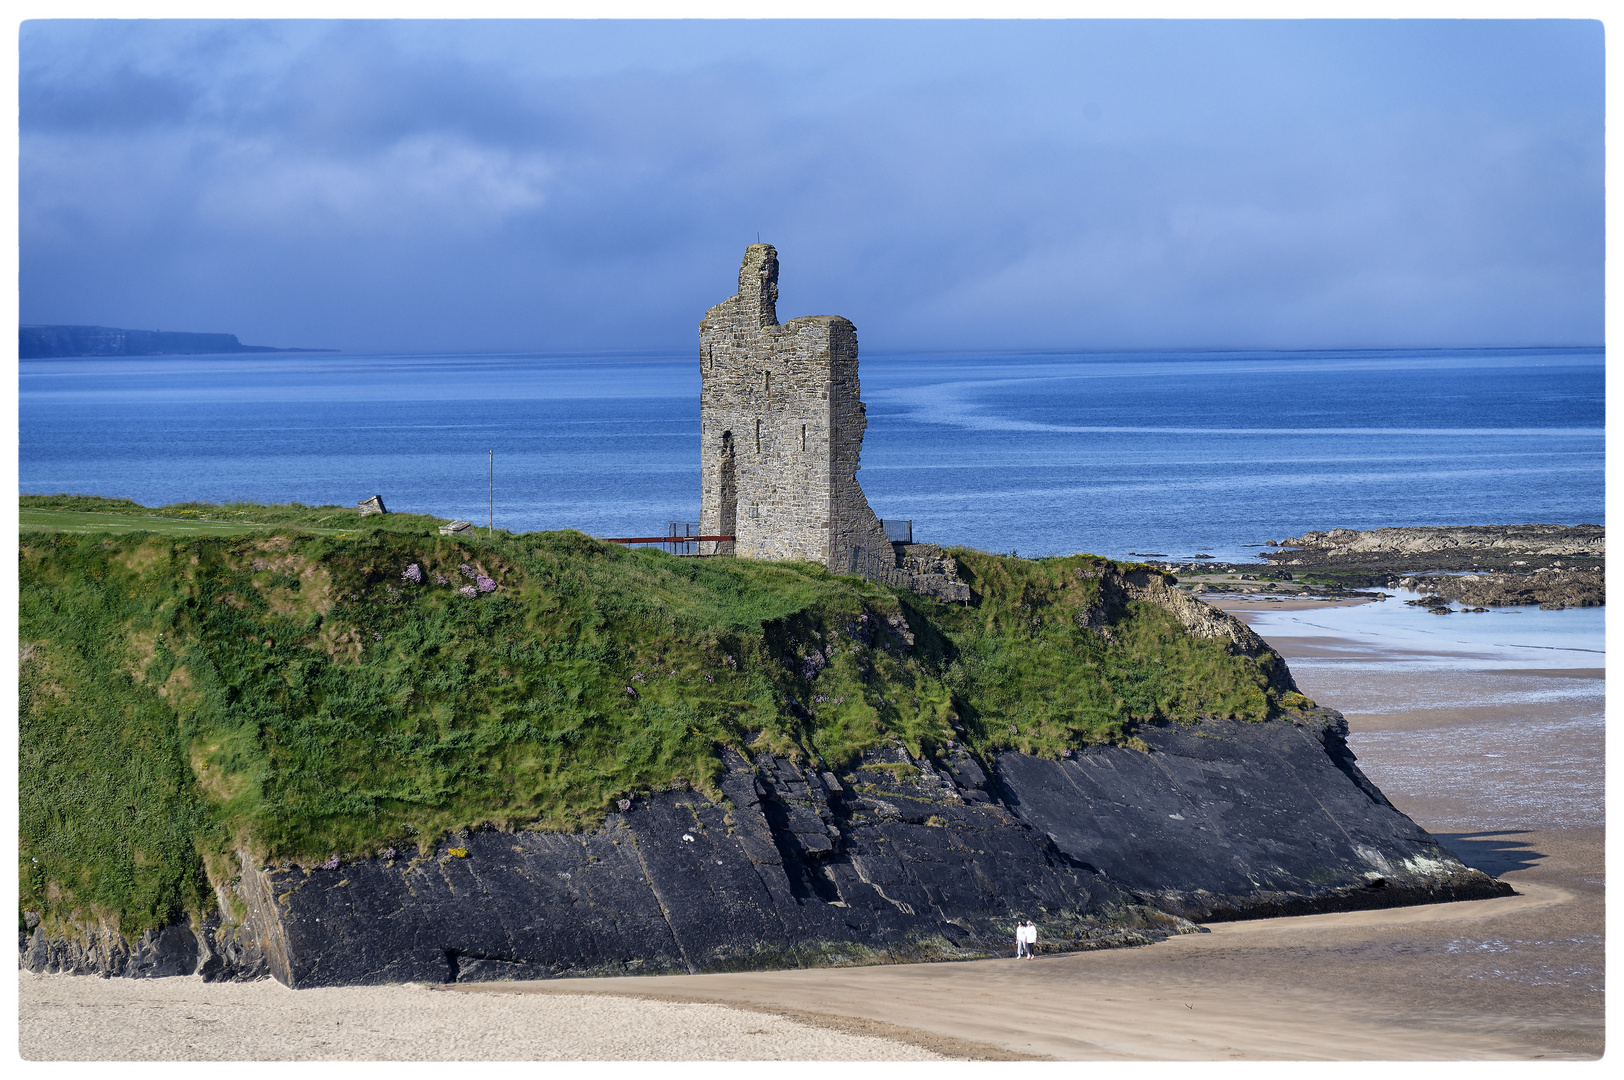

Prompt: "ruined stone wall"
[699,245,891,570]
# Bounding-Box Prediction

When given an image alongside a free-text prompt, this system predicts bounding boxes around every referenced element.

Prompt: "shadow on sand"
[1434,830,1545,878]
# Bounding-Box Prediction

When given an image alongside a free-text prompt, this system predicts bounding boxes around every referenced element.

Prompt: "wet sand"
[18,595,1604,1060]
[451,872,1595,1059]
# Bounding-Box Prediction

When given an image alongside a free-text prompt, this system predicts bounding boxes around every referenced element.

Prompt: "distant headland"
[19,324,334,358]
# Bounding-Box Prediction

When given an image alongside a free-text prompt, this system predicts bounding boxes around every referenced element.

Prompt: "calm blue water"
[18,346,1603,560]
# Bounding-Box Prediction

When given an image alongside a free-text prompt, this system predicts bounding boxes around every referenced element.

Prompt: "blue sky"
[18,19,1604,354]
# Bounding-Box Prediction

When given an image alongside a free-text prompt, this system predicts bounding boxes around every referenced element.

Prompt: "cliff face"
[19,325,325,358]
[20,721,1507,986]
[997,712,1505,921]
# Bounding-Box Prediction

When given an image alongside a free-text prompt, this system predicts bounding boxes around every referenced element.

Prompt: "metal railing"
[664,521,699,555]
[881,519,913,544]
[601,522,733,555]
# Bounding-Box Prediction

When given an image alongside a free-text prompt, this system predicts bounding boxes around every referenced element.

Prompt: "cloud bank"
[20,19,1604,353]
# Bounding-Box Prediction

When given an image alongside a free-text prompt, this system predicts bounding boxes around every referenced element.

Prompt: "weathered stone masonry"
[699,245,895,574]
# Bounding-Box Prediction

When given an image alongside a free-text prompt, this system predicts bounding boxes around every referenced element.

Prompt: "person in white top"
[1015,919,1032,958]
[1023,919,1037,959]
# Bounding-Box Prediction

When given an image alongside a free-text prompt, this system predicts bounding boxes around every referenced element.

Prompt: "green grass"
[20,508,321,537]
[19,493,451,538]
[19,495,1302,938]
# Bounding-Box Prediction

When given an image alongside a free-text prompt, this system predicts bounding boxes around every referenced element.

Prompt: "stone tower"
[698,244,894,572]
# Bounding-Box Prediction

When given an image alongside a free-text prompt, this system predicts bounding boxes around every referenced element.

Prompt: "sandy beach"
[19,592,1604,1060]
[16,973,948,1061]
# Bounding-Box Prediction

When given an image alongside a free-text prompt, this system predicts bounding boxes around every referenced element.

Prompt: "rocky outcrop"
[1275,524,1604,559]
[894,544,973,603]
[1261,524,1604,603]
[18,917,199,979]
[17,907,276,981]
[22,714,1510,985]
[1394,567,1604,609]
[1089,567,1298,694]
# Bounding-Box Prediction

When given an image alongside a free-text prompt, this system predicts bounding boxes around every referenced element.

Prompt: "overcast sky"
[19,19,1604,354]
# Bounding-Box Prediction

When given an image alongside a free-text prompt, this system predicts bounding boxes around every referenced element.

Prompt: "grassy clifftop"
[19,495,1306,937]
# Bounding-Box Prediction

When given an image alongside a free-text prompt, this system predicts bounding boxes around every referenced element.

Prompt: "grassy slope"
[19,495,1300,937]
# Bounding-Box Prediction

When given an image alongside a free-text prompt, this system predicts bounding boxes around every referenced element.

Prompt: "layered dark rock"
[17,910,273,981]
[996,711,1509,921]
[21,715,1510,985]
[214,747,1188,987]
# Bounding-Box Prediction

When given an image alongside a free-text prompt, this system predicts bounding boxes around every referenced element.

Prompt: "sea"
[17,345,1604,561]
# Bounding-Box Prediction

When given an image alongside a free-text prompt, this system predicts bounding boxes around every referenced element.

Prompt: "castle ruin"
[699,245,969,602]
[699,244,895,572]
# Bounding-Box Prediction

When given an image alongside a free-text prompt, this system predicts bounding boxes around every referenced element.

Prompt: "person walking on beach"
[1023,919,1037,959]
[1015,919,1030,959]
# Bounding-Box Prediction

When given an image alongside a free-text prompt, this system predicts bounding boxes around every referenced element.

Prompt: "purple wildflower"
[458,584,477,598]
[624,685,638,698]
[617,799,632,812]
[459,563,477,580]
[703,673,714,683]
[476,576,496,593]
[632,672,645,682]
[320,854,340,871]
[435,574,449,585]
[402,563,422,584]
[381,847,397,859]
